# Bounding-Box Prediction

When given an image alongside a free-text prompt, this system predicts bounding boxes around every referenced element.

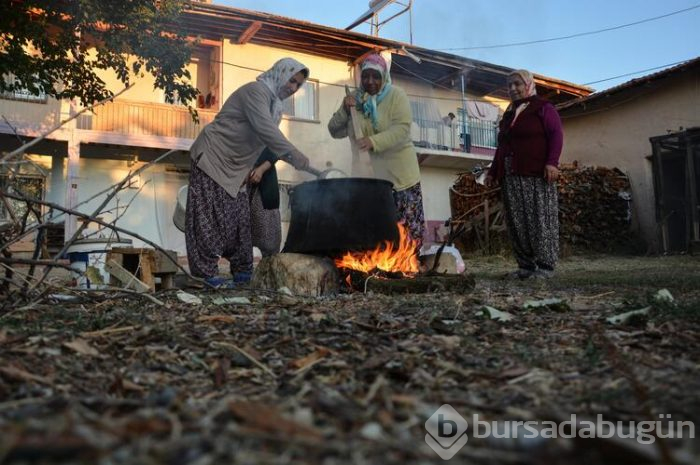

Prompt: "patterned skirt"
[185,162,252,278]
[393,182,426,251]
[502,158,559,271]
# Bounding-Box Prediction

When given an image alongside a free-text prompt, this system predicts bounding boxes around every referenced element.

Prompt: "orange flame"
[334,223,419,274]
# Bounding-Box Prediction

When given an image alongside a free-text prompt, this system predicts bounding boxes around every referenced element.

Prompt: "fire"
[335,222,419,275]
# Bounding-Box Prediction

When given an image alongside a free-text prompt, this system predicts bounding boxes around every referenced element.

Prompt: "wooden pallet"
[105,247,178,292]
[451,198,507,254]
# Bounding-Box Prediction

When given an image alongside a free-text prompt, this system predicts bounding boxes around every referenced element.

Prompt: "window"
[1,74,47,103]
[283,80,318,121]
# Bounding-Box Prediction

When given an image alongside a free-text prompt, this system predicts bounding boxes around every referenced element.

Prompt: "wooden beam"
[104,259,150,293]
[237,21,262,44]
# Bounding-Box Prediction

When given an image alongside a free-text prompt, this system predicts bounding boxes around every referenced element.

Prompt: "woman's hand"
[357,137,374,152]
[343,95,356,114]
[544,164,559,183]
[249,161,271,184]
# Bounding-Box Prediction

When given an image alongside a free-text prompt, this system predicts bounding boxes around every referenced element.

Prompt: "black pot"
[283,178,399,254]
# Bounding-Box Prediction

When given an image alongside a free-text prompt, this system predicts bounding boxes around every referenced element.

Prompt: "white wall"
[46,156,188,254]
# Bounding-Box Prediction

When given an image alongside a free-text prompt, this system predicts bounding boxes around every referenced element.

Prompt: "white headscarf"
[256,58,309,125]
[507,69,537,127]
[509,69,537,98]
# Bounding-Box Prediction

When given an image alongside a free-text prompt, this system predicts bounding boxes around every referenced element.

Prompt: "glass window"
[283,80,318,121]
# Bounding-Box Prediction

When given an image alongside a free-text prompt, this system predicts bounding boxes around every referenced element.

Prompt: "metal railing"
[411,115,498,151]
[457,109,498,149]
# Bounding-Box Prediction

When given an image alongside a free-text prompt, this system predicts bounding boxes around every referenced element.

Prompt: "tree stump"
[252,253,339,297]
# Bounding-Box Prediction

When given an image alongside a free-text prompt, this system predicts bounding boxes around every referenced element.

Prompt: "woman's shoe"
[507,268,535,279]
[533,269,554,279]
[205,276,236,289]
[232,271,252,283]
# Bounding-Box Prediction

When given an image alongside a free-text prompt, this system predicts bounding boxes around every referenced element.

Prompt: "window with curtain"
[283,80,318,121]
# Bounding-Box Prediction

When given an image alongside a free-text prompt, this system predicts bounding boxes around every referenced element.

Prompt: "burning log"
[334,223,419,275]
[334,223,474,294]
[340,269,475,295]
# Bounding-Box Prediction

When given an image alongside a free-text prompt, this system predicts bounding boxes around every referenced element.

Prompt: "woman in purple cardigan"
[485,69,563,279]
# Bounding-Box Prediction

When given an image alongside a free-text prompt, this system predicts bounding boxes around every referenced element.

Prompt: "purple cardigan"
[488,97,563,180]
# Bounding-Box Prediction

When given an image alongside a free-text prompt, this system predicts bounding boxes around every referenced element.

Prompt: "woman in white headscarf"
[186,58,310,287]
[485,69,563,279]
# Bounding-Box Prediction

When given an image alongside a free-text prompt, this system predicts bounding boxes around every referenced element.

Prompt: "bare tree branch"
[1,190,196,281]
[0,149,180,254]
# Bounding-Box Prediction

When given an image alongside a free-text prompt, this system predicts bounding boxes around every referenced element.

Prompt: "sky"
[215,0,700,92]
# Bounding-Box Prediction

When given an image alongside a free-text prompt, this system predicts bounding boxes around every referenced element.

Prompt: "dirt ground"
[0,253,699,464]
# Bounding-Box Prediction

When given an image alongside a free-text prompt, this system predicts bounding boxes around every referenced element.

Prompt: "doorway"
[650,128,700,253]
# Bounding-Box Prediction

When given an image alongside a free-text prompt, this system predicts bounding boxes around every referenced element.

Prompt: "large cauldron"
[283,178,400,254]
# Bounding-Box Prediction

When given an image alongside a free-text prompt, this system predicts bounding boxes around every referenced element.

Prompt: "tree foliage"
[0,0,198,110]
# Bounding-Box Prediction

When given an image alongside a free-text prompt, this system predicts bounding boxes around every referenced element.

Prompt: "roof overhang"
[182,3,592,104]
[558,57,700,117]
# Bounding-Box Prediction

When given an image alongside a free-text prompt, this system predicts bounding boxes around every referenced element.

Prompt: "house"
[557,57,700,253]
[0,2,591,259]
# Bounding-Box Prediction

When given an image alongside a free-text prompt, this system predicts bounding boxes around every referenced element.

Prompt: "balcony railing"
[76,99,217,140]
[411,115,498,152]
[457,109,498,149]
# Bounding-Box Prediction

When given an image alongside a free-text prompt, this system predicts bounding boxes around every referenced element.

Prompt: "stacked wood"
[448,171,499,223]
[448,171,507,254]
[449,165,634,253]
[557,165,633,249]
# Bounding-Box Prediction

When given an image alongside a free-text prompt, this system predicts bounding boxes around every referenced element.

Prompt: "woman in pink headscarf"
[485,69,564,279]
[328,53,426,251]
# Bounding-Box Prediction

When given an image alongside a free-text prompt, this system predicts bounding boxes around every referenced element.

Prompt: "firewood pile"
[449,165,634,253]
[448,171,506,254]
[449,171,500,223]
[558,165,633,249]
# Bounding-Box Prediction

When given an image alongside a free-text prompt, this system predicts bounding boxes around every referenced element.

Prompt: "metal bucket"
[173,185,188,232]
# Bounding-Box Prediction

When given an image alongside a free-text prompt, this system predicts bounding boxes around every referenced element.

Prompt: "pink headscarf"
[358,54,392,129]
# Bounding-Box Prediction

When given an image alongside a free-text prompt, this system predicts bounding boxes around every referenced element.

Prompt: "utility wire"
[439,4,700,51]
[582,59,692,85]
